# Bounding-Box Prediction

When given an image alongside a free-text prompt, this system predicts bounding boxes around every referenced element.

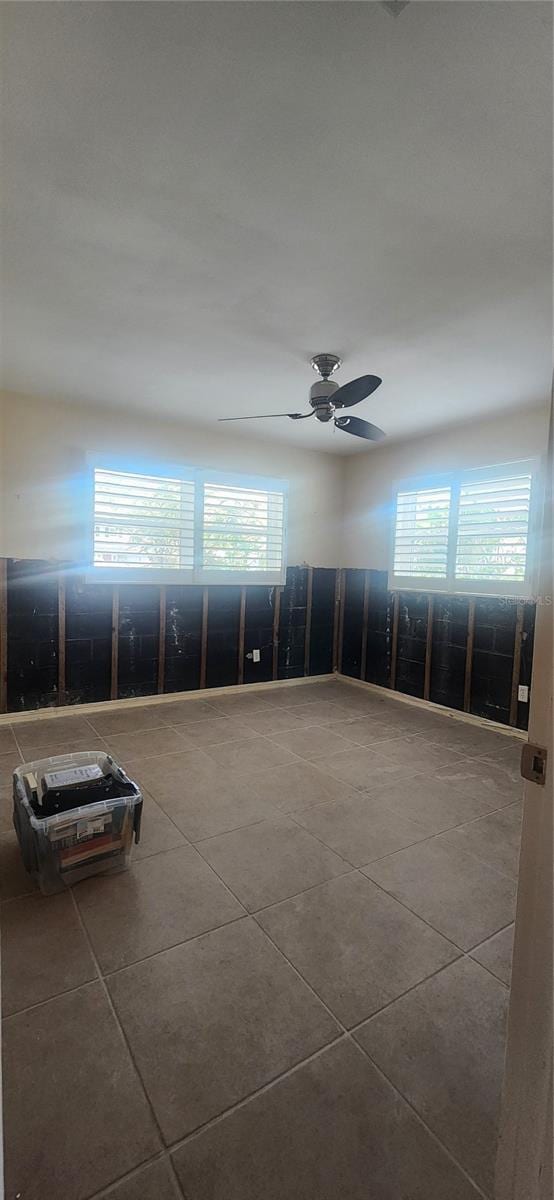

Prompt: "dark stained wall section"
[309,568,336,676]
[278,566,307,680]
[0,561,534,731]
[430,595,469,712]
[470,598,517,725]
[364,570,393,688]
[7,560,59,712]
[165,585,203,693]
[244,587,274,685]
[206,586,242,689]
[341,569,365,678]
[65,577,112,705]
[395,592,428,699]
[118,584,160,700]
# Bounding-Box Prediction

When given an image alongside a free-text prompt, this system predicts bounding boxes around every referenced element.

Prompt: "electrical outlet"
[253,649,261,663]
[518,684,529,703]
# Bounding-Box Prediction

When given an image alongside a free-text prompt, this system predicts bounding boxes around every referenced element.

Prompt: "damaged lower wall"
[0,560,534,731]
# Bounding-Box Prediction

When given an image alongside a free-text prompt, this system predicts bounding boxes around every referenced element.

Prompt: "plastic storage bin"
[13,751,143,895]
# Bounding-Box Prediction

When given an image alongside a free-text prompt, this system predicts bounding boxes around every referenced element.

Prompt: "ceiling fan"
[219,354,386,443]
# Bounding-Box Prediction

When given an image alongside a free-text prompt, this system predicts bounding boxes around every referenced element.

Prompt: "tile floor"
[0,678,523,1200]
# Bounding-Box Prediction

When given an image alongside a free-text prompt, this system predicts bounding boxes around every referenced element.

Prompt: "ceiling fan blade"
[332,375,382,408]
[334,415,386,442]
[218,412,312,422]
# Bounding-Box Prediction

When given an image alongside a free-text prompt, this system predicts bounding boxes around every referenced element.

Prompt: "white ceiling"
[1,2,552,454]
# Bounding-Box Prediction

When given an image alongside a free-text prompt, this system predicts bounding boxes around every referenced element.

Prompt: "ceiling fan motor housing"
[310,377,338,420]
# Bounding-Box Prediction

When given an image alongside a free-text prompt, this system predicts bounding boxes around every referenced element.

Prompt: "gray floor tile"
[372,734,467,771]
[372,772,503,835]
[333,716,410,747]
[15,714,98,749]
[89,705,170,736]
[317,745,413,793]
[197,815,349,911]
[127,749,244,807]
[1,891,97,1015]
[294,792,428,867]
[243,706,328,735]
[0,726,19,756]
[355,957,508,1195]
[203,735,300,773]
[364,838,517,949]
[172,1038,481,1200]
[108,919,339,1143]
[470,924,514,985]
[267,724,352,761]
[0,754,18,833]
[263,683,343,709]
[3,981,160,1200]
[75,844,244,972]
[172,715,257,745]
[246,759,360,815]
[16,735,108,764]
[257,873,459,1026]
[132,795,187,861]
[107,725,199,762]
[280,699,357,725]
[439,803,522,878]
[0,832,36,901]
[432,756,523,805]
[153,699,221,725]
[427,722,519,759]
[482,742,524,778]
[207,691,277,716]
[151,774,276,842]
[98,1158,182,1199]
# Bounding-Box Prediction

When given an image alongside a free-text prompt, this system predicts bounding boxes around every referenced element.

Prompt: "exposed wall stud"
[390,592,400,689]
[237,587,246,685]
[199,588,209,689]
[509,601,525,726]
[464,598,476,712]
[332,568,341,672]
[110,586,119,701]
[360,570,370,680]
[304,567,313,676]
[58,574,66,706]
[157,586,167,694]
[423,594,434,701]
[337,569,346,674]
[272,586,281,680]
[0,559,7,713]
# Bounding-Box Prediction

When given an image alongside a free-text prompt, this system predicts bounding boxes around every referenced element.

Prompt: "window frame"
[390,459,539,597]
[86,456,288,586]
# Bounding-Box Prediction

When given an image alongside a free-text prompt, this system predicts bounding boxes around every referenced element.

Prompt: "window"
[392,462,535,595]
[392,486,451,581]
[91,465,287,585]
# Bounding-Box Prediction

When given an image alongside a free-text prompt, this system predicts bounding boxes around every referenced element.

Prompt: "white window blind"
[94,469,195,570]
[391,461,534,595]
[455,471,532,584]
[393,486,451,580]
[91,466,287,584]
[202,482,285,575]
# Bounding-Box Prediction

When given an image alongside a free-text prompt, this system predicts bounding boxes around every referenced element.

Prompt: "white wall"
[0,391,344,566]
[0,392,548,575]
[342,405,549,570]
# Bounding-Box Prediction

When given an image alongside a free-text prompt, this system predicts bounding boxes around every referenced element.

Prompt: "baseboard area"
[336,673,528,740]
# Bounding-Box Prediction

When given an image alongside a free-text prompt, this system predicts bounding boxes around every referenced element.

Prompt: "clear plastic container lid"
[13,750,141,832]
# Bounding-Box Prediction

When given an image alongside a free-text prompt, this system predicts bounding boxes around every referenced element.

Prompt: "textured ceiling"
[1,1,552,454]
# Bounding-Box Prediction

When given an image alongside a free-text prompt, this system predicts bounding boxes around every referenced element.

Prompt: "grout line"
[83,1151,185,1200]
[352,1038,492,1200]
[68,889,169,1153]
[99,914,250,984]
[167,1033,348,1154]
